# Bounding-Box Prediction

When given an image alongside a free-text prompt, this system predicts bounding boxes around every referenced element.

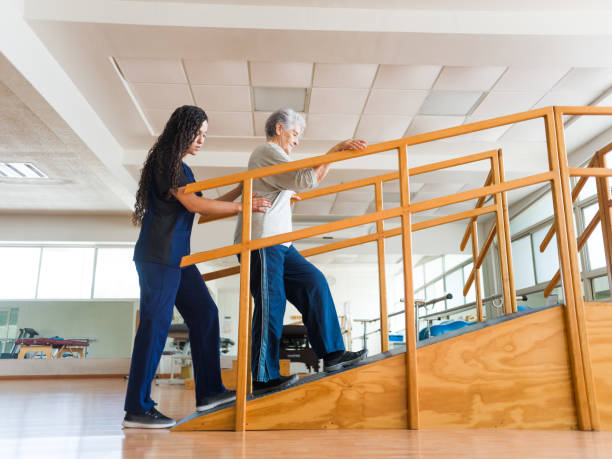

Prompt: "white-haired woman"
[234,108,368,394]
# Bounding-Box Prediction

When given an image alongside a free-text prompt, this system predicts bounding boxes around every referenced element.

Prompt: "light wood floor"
[1,378,612,458]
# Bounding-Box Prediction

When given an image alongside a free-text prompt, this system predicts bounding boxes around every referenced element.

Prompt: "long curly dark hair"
[132,105,208,225]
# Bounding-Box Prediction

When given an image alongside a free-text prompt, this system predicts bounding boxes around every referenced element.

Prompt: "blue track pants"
[247,245,345,382]
[124,262,225,413]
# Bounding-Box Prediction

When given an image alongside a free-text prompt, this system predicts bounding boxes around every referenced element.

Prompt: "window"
[511,236,536,290]
[444,268,464,308]
[532,228,559,284]
[424,258,443,283]
[37,247,95,299]
[412,264,424,290]
[593,276,611,300]
[425,279,445,312]
[444,254,471,271]
[463,263,476,304]
[510,193,554,236]
[94,248,140,298]
[0,247,40,299]
[583,204,606,270]
[577,177,597,202]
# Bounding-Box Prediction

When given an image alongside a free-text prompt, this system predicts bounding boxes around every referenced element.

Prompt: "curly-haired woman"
[123,105,270,428]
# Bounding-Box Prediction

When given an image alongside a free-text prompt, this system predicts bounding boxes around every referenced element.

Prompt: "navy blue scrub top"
[134,162,202,267]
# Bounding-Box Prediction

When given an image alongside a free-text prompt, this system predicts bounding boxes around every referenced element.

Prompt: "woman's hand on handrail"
[327,139,368,155]
[314,139,368,183]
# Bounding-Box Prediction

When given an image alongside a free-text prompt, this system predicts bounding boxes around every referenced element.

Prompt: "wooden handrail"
[202,205,497,282]
[184,109,552,195]
[197,149,497,225]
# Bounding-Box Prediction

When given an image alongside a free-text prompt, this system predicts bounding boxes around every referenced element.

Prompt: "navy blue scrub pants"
[124,262,225,414]
[248,245,345,382]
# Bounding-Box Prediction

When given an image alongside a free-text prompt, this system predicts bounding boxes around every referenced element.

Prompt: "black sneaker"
[196,390,236,412]
[252,374,299,395]
[122,407,176,429]
[323,349,368,372]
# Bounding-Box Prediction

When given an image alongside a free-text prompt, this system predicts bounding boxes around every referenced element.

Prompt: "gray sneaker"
[252,374,299,395]
[196,390,236,412]
[122,407,176,429]
[324,349,368,372]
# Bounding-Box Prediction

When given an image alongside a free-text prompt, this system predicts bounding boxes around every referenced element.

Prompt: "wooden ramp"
[174,304,590,431]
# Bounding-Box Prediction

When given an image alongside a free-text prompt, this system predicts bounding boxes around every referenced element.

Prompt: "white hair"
[265,108,306,139]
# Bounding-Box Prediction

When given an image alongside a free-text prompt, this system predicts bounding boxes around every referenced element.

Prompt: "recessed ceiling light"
[0,162,48,179]
[253,87,306,112]
[419,91,484,116]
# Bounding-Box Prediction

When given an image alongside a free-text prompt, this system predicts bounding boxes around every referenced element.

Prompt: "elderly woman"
[235,108,368,395]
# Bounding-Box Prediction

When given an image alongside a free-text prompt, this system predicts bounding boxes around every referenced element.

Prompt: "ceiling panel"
[192,85,251,112]
[565,116,612,151]
[131,83,193,109]
[313,63,377,88]
[205,112,253,137]
[405,115,465,136]
[355,114,412,143]
[419,182,465,194]
[374,65,441,89]
[304,114,359,140]
[293,198,334,214]
[116,58,187,84]
[183,60,249,85]
[250,62,313,88]
[144,108,173,134]
[364,89,428,116]
[492,66,569,91]
[455,121,511,142]
[552,67,612,94]
[334,189,372,203]
[470,91,544,119]
[253,111,271,137]
[330,200,371,215]
[253,87,307,112]
[501,118,547,142]
[434,66,506,91]
[309,88,369,114]
[419,91,482,116]
[534,90,604,108]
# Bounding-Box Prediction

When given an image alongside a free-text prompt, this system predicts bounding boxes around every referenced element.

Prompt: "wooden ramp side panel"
[175,306,578,431]
[174,354,408,431]
[586,302,612,430]
[418,306,578,430]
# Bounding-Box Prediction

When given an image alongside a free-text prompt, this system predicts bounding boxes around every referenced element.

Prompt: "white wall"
[0,213,138,243]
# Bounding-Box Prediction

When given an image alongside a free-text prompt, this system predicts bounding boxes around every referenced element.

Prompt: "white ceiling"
[2,0,612,255]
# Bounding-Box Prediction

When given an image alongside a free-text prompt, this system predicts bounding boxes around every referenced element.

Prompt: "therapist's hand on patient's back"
[252,195,271,213]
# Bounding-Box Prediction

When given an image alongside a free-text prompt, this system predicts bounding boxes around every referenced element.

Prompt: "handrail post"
[470,220,484,322]
[594,150,612,291]
[397,144,419,429]
[497,149,517,313]
[374,181,389,352]
[490,155,512,315]
[549,107,597,431]
[235,178,252,432]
